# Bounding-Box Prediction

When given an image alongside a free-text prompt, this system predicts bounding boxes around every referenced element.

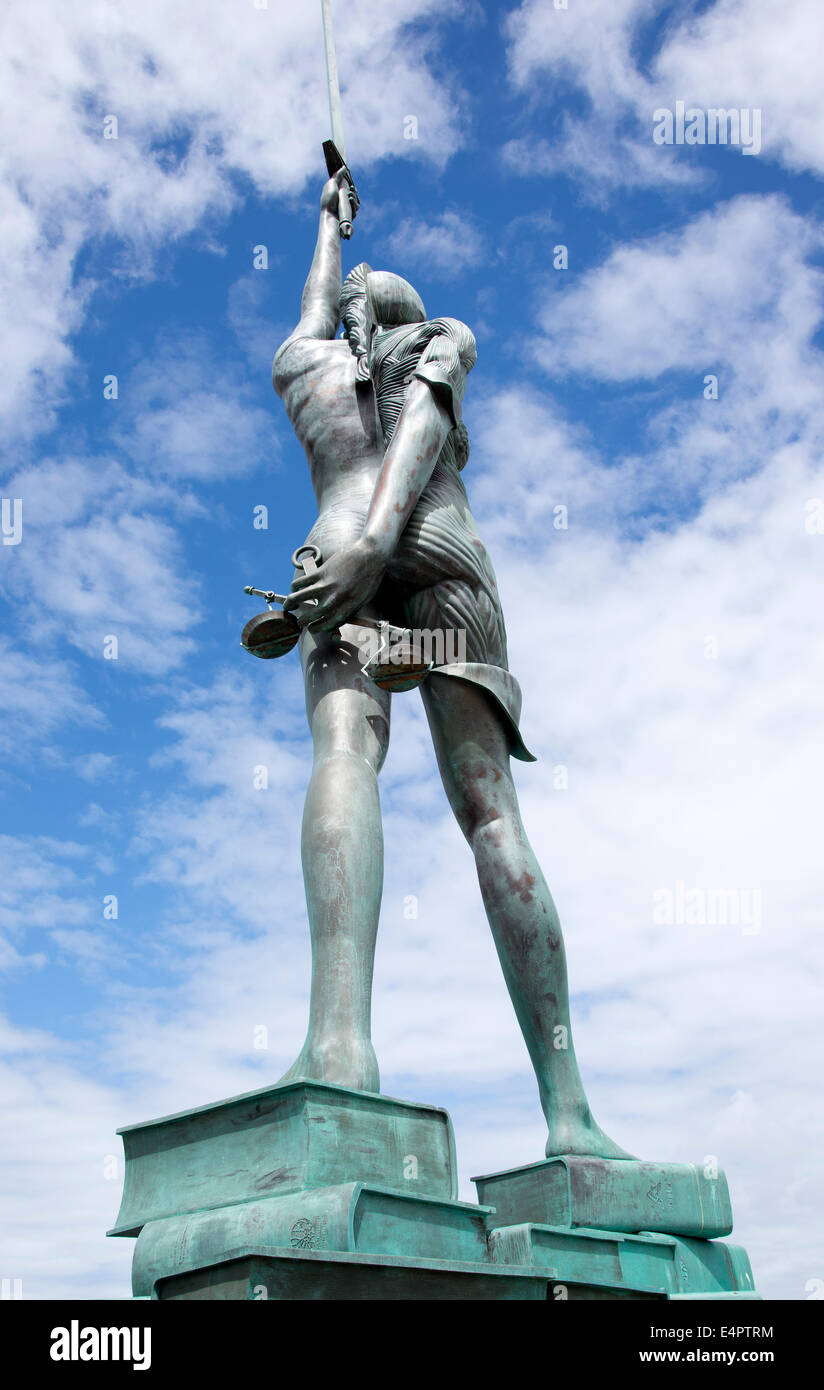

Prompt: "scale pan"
[241,610,301,660]
[369,645,431,693]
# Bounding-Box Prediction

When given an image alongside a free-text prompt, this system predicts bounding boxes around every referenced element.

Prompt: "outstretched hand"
[283,538,385,632]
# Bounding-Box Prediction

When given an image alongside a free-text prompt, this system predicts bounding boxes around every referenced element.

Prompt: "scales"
[241,545,432,693]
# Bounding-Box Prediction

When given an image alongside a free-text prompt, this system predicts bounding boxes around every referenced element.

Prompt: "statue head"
[340,263,426,380]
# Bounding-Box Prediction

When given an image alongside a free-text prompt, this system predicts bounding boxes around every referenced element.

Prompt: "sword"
[320,0,358,239]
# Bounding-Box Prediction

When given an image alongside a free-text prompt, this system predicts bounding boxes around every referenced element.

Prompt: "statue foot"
[544,1106,636,1160]
[275,1035,380,1093]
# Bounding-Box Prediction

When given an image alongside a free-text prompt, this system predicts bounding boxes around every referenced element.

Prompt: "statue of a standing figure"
[272,171,630,1160]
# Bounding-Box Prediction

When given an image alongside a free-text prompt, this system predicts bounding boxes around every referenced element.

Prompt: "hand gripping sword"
[320,0,358,239]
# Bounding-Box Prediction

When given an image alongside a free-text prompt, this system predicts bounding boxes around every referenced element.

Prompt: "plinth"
[109,1081,759,1300]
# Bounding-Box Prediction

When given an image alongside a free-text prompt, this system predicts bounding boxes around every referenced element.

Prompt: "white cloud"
[0,638,101,764]
[0,1015,133,1299]
[380,211,486,279]
[506,0,655,101]
[522,194,824,516]
[1,456,199,675]
[227,274,293,371]
[504,0,824,191]
[471,435,824,1298]
[503,0,686,191]
[75,753,117,783]
[655,0,824,179]
[533,195,822,386]
[0,835,96,971]
[468,386,606,537]
[0,0,467,441]
[452,187,824,1295]
[115,332,277,482]
[78,803,120,832]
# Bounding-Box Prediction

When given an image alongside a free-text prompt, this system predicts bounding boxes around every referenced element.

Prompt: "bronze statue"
[266,171,630,1161]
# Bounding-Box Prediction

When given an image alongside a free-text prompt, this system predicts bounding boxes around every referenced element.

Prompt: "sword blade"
[320,0,346,161]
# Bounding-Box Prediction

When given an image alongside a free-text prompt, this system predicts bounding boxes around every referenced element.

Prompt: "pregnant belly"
[300,468,493,596]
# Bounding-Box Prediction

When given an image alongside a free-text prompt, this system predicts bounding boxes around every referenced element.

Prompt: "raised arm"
[287,172,352,342]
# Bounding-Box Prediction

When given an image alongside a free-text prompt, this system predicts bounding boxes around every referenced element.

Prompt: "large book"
[109,1080,458,1236]
[131,1182,493,1296]
[474,1156,733,1238]
[488,1222,755,1296]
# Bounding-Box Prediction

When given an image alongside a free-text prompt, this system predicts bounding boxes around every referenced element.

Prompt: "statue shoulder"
[271,331,330,395]
[425,317,477,371]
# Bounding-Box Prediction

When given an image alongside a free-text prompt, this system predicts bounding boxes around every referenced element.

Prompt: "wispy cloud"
[2,457,199,675]
[380,211,486,279]
[115,332,277,482]
[0,835,96,970]
[0,639,101,762]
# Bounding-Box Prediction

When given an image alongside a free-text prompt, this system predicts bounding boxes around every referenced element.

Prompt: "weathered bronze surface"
[486,1224,757,1298]
[109,1080,459,1237]
[473,1157,733,1238]
[154,1251,761,1302]
[267,170,632,1165]
[241,608,301,659]
[110,1081,758,1300]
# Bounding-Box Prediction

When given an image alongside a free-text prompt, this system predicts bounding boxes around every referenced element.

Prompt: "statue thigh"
[299,622,391,776]
[419,674,520,843]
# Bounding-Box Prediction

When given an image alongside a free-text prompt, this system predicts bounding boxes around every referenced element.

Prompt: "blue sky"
[1,0,823,1300]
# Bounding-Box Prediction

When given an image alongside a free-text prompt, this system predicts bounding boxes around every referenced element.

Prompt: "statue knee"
[311,701,389,776]
[446,763,520,846]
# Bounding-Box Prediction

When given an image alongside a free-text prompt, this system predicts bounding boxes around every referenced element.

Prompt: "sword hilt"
[244,585,290,609]
[323,139,358,240]
[338,185,353,241]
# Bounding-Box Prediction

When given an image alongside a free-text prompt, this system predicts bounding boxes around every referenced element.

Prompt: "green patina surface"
[131,1183,493,1297]
[152,1248,761,1303]
[487,1223,755,1298]
[110,1082,758,1301]
[473,1156,733,1239]
[109,1080,457,1237]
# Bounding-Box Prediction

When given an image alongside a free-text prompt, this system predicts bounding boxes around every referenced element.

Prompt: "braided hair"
[339,262,374,382]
